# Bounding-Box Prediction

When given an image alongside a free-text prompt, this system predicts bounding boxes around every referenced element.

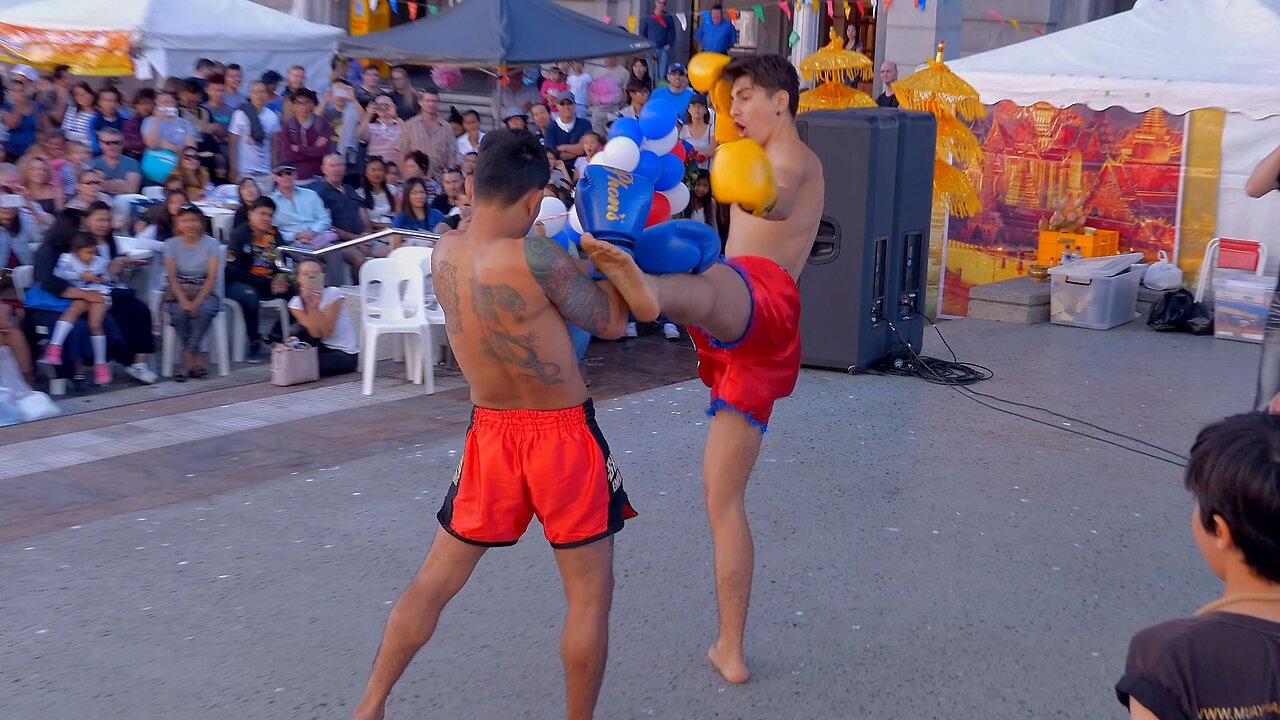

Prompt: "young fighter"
[582,53,825,684]
[352,130,636,720]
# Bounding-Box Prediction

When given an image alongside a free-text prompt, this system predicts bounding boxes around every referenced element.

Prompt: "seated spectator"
[65,168,111,213]
[142,189,190,243]
[61,82,99,147]
[309,153,373,272]
[288,259,358,377]
[455,110,485,156]
[0,302,33,385]
[572,132,603,180]
[227,81,281,191]
[231,177,261,230]
[545,93,593,162]
[3,65,46,160]
[226,197,293,362]
[359,95,404,168]
[385,161,402,187]
[82,201,156,383]
[0,189,41,269]
[431,168,464,216]
[39,130,69,181]
[447,106,465,139]
[355,64,385,108]
[277,88,332,182]
[357,157,399,226]
[460,151,478,178]
[501,107,528,131]
[170,148,212,200]
[270,164,343,279]
[18,155,63,216]
[1116,412,1280,720]
[392,178,446,233]
[619,79,651,120]
[143,91,196,156]
[45,232,112,384]
[122,89,156,161]
[400,150,439,199]
[163,204,222,380]
[60,141,93,200]
[90,128,142,196]
[89,86,126,156]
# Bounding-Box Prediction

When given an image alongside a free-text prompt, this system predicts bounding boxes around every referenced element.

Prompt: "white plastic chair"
[113,193,149,231]
[214,184,239,199]
[359,257,433,396]
[388,245,447,380]
[11,265,32,302]
[141,186,167,201]
[152,244,232,377]
[226,296,291,362]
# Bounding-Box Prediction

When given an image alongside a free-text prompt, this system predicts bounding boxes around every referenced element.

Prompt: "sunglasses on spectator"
[100,140,122,146]
[274,169,296,176]
[84,179,103,186]
[183,152,198,159]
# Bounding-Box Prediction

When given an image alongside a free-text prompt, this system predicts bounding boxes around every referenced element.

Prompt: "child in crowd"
[385,161,402,187]
[572,131,603,181]
[1116,412,1280,720]
[45,234,112,384]
[566,60,592,120]
[60,141,92,199]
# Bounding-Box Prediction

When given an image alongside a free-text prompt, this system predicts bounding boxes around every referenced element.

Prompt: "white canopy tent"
[0,0,342,86]
[949,0,1280,263]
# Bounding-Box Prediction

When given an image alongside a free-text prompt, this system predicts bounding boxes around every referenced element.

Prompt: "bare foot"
[707,643,750,684]
[580,234,661,322]
[352,702,385,720]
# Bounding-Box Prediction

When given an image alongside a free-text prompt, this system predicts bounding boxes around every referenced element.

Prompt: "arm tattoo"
[523,236,613,336]
[434,259,463,333]
[470,274,563,386]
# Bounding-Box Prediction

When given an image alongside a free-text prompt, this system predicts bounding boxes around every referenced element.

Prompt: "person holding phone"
[287,259,359,376]
[357,94,403,168]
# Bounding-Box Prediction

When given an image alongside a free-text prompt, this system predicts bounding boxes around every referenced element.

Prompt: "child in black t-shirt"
[1117,412,1280,720]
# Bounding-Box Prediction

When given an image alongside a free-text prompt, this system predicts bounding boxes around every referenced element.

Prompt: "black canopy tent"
[340,0,655,68]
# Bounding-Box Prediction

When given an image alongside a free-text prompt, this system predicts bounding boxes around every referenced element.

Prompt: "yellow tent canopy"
[0,23,133,76]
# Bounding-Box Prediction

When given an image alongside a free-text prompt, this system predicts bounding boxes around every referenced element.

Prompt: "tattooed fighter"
[352,130,636,720]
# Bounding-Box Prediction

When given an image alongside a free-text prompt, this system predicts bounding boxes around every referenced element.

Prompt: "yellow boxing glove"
[712,140,777,217]
[688,52,732,93]
[710,78,740,144]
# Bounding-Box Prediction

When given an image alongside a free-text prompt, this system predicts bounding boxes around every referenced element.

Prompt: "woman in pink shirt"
[357,94,403,167]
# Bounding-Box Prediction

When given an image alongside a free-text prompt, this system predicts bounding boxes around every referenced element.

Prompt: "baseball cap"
[501,106,527,121]
[551,90,574,104]
[9,64,38,82]
[272,164,297,174]
[668,63,686,75]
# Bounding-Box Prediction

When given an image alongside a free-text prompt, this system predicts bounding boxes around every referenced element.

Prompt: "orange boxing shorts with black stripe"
[437,399,637,549]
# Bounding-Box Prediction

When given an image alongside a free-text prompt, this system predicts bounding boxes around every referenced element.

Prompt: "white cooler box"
[1213,273,1275,344]
[1047,253,1147,330]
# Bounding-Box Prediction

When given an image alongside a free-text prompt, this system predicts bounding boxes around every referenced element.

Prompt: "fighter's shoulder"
[770,137,823,178]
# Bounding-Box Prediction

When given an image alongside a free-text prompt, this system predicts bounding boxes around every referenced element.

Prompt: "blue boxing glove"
[634,219,723,275]
[574,165,654,253]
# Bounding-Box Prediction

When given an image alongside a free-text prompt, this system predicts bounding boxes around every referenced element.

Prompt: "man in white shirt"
[227,81,282,192]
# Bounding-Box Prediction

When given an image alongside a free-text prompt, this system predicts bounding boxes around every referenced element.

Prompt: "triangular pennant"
[1009,18,1022,36]
[754,4,766,23]
[779,0,792,20]
[370,0,379,10]
[408,0,417,19]
[827,0,835,18]
[788,30,801,47]
[1034,27,1045,36]
[727,7,739,21]
[603,14,612,23]
[388,0,397,13]
[428,4,437,14]
[856,0,865,15]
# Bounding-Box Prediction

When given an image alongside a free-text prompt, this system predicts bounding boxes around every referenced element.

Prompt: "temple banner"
[936,102,1198,317]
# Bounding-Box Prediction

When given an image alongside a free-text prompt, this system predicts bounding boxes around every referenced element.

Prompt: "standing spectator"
[355,64,385,108]
[228,81,282,191]
[308,153,373,273]
[276,88,332,182]
[545,93,593,163]
[651,64,695,118]
[226,196,293,362]
[164,204,222,380]
[223,64,247,109]
[88,87,126,156]
[323,80,363,166]
[601,56,632,93]
[178,80,217,149]
[877,62,900,108]
[357,157,399,223]
[455,110,485,157]
[1115,413,1280,720]
[19,155,63,215]
[288,259,359,377]
[122,89,155,161]
[358,94,404,168]
[61,83,98,147]
[695,4,739,54]
[680,95,716,168]
[143,92,196,155]
[566,60,593,120]
[629,57,654,93]
[90,128,142,196]
[278,65,308,114]
[202,74,235,182]
[501,107,528,131]
[431,168,464,216]
[391,177,445,232]
[845,23,863,52]
[269,164,336,250]
[171,148,212,200]
[3,65,45,160]
[388,66,419,120]
[189,58,216,88]
[396,89,457,186]
[641,0,677,79]
[260,70,285,112]
[618,80,651,120]
[529,103,553,144]
[540,66,569,108]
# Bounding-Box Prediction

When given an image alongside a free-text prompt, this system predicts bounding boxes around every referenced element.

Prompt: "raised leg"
[553,538,615,720]
[352,527,487,720]
[702,410,763,684]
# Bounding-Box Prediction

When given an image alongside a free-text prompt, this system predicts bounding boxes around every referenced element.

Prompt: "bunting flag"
[677,12,689,30]
[408,1,417,19]
[1034,27,1045,35]
[779,0,792,20]
[827,0,835,18]
[603,14,612,23]
[788,30,801,47]
[986,7,1004,22]
[369,0,378,10]
[754,4,766,23]
[427,4,437,14]
[844,1,853,18]
[728,7,740,21]
[856,0,865,14]
[1008,18,1022,36]
[388,0,397,13]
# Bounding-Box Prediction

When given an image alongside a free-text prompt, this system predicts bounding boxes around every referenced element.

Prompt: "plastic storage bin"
[1047,253,1146,330]
[1213,272,1275,344]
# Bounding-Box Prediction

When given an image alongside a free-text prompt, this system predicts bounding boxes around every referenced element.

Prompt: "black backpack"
[1148,289,1213,335]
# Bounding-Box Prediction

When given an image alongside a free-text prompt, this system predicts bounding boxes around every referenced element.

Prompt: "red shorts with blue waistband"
[437,399,637,549]
[688,255,802,432]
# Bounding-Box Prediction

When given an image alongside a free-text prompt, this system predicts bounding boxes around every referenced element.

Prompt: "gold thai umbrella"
[894,41,986,122]
[799,29,873,85]
[798,83,876,114]
[934,158,981,218]
[936,112,984,166]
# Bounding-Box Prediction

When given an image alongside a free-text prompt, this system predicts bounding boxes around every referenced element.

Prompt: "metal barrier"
[280,228,440,261]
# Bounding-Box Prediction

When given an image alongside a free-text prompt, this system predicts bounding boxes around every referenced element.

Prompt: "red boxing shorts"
[437,399,637,549]
[689,255,802,432]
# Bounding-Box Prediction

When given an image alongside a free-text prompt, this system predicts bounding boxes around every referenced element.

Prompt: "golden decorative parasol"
[799,29,873,85]
[934,158,981,218]
[936,112,985,166]
[798,83,877,114]
[894,41,986,122]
